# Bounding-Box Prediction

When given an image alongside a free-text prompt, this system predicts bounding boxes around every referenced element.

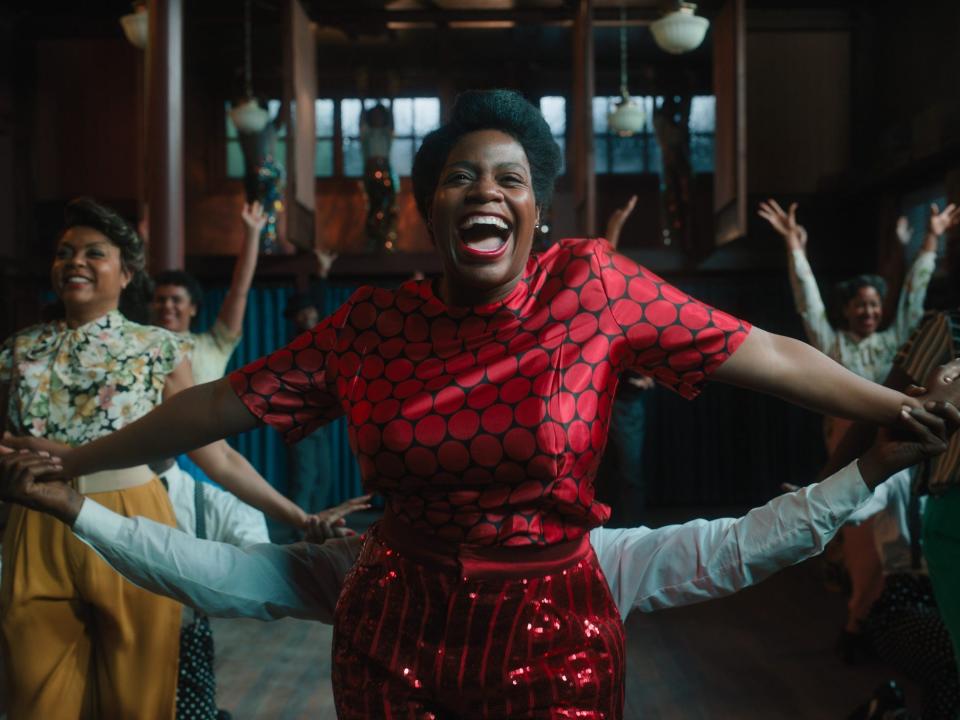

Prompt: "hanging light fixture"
[229,0,271,135]
[119,1,148,50]
[607,7,646,137]
[651,2,710,55]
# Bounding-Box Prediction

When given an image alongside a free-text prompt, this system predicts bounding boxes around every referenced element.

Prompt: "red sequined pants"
[333,516,625,719]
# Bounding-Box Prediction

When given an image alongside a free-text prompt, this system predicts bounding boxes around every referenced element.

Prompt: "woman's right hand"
[0,448,83,525]
[1,433,76,476]
[915,359,960,410]
[858,400,960,489]
[758,199,807,252]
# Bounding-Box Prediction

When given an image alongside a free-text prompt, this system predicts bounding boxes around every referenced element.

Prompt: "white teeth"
[64,276,92,284]
[459,215,510,231]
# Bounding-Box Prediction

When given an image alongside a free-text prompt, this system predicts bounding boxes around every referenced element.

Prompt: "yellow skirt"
[0,477,181,720]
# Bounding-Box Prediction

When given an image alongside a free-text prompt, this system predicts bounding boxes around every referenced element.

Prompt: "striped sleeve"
[894,310,960,495]
[893,311,954,385]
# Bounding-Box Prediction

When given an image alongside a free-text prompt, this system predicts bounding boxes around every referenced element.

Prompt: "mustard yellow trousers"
[0,478,181,720]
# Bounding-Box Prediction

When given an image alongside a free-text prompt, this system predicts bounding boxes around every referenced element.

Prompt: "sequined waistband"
[371,511,592,581]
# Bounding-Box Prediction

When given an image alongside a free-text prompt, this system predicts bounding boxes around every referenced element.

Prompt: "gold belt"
[70,465,155,495]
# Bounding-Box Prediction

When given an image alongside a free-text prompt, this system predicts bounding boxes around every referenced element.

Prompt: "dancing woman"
[9,92,960,719]
[0,199,340,719]
[757,199,957,386]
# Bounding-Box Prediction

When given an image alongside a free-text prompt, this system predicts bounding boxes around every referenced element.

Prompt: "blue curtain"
[194,281,363,505]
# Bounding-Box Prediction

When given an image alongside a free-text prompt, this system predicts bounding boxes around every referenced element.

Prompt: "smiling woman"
[0,198,188,719]
[9,91,960,720]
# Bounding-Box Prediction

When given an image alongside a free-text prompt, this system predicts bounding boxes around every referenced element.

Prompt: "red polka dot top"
[229,239,751,546]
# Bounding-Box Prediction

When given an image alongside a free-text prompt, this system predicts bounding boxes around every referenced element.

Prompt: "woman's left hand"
[303,494,373,543]
[927,202,960,238]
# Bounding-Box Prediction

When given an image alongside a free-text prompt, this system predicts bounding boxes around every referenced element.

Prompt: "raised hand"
[757,199,807,252]
[605,195,638,250]
[302,493,373,543]
[313,247,339,280]
[895,216,913,246]
[241,201,268,235]
[928,203,960,238]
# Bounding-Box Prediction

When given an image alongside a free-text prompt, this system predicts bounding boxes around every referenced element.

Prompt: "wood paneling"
[32,39,140,203]
[747,31,851,194]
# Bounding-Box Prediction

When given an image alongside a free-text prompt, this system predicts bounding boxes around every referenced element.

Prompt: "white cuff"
[820,459,874,518]
[72,498,127,546]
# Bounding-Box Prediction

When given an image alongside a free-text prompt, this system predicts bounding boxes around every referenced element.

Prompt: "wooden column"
[571,0,596,237]
[713,0,747,245]
[146,0,184,271]
[283,0,317,252]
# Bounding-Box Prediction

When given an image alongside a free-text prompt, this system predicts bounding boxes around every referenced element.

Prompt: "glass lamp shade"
[229,99,271,135]
[120,7,148,50]
[608,94,646,137]
[651,5,710,55]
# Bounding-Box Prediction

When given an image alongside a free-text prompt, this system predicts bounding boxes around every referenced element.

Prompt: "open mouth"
[62,275,93,289]
[457,214,513,260]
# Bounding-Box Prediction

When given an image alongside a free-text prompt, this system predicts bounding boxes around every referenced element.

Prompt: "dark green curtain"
[195,281,363,505]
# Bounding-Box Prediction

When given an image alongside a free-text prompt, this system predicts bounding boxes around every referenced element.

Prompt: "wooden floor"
[212,557,922,719]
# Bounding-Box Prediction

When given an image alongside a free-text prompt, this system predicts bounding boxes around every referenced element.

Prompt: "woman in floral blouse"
[0,199,337,720]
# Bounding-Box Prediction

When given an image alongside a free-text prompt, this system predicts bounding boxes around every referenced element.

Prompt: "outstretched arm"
[61,372,257,477]
[890,204,957,341]
[71,502,361,622]
[592,400,959,617]
[710,326,948,426]
[188,440,308,530]
[0,450,367,622]
[217,202,266,337]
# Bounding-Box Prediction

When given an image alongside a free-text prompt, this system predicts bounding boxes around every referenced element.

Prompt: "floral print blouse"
[0,310,191,446]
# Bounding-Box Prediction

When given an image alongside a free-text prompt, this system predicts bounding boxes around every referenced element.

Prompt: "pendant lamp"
[120,2,148,50]
[607,8,645,137]
[229,0,270,134]
[650,2,710,55]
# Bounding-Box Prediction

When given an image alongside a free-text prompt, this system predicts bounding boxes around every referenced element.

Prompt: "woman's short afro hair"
[412,89,562,221]
[834,274,888,307]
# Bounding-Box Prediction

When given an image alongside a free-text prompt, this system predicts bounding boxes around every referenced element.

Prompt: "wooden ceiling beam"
[308,6,660,28]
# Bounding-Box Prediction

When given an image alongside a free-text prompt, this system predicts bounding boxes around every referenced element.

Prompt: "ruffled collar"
[23,310,125,361]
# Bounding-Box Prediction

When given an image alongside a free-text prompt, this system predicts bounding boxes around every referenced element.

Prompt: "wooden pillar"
[146,0,184,271]
[283,0,316,252]
[571,0,596,237]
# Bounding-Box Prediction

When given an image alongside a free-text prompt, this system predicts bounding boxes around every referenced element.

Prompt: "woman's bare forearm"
[65,378,258,476]
[189,442,306,528]
[712,328,915,425]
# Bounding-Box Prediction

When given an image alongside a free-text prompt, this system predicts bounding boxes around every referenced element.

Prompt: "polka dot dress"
[229,238,751,546]
[176,614,218,720]
[866,574,960,718]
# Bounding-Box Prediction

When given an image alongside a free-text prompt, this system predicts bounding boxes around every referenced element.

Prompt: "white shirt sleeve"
[787,249,837,352]
[589,460,873,620]
[845,469,910,526]
[72,499,361,622]
[202,481,271,547]
[890,250,936,345]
